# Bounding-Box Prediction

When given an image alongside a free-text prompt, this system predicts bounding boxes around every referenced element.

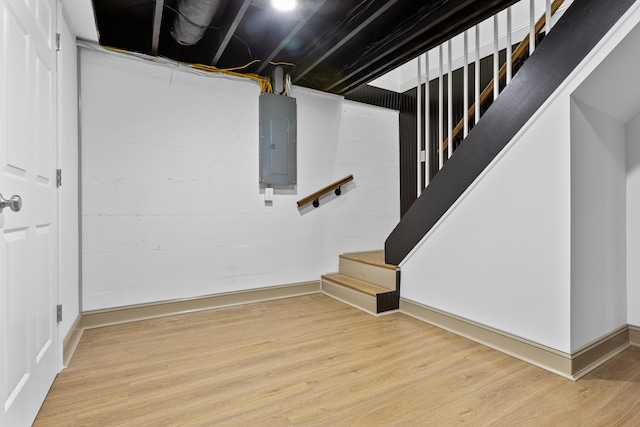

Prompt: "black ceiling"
[92,0,517,95]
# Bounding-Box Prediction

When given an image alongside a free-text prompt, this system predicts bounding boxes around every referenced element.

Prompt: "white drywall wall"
[628,113,640,327]
[570,98,627,351]
[570,16,640,336]
[80,49,399,311]
[57,13,80,347]
[61,0,98,42]
[400,97,572,352]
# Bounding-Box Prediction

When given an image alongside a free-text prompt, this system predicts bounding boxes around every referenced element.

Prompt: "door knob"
[0,193,22,213]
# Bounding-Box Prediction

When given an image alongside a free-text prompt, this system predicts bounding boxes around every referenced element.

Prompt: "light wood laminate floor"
[35,294,640,426]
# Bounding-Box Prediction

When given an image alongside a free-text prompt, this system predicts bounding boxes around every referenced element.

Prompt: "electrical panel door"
[259,93,297,185]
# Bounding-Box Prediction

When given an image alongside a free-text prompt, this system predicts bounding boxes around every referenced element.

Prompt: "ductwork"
[171,0,222,46]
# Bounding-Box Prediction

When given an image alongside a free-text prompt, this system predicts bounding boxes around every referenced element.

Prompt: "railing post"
[529,0,536,55]
[447,40,453,159]
[463,30,469,139]
[474,25,480,126]
[506,7,513,84]
[416,54,422,197]
[424,52,430,187]
[546,0,552,34]
[438,45,444,170]
[493,15,500,101]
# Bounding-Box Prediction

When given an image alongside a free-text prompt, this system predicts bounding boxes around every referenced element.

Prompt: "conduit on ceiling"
[171,0,222,46]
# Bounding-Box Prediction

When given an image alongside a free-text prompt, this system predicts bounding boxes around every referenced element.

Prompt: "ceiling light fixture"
[271,0,297,12]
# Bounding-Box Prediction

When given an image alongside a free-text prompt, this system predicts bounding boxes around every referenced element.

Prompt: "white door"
[0,0,59,423]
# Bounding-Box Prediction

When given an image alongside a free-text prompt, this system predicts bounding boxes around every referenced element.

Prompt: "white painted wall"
[569,98,627,351]
[57,10,79,351]
[399,3,640,353]
[400,97,572,352]
[80,49,399,311]
[61,0,98,42]
[627,113,640,327]
[570,16,640,334]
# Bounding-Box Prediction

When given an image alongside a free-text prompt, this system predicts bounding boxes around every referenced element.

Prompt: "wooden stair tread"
[321,273,392,297]
[341,250,396,270]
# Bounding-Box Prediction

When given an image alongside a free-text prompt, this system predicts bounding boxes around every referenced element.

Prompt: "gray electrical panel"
[259,92,297,185]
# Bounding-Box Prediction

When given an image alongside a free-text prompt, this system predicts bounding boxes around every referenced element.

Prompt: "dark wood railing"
[297,175,354,208]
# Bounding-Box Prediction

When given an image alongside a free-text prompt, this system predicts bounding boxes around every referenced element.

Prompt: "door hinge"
[57,304,62,323]
[56,169,62,187]
[56,33,61,51]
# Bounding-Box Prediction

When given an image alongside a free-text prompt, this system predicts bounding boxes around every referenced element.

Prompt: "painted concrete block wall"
[58,13,79,342]
[628,113,640,327]
[399,97,572,352]
[570,98,627,351]
[80,49,399,311]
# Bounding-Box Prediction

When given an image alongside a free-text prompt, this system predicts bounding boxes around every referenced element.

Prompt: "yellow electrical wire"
[101,46,292,93]
[269,61,295,67]
[215,59,261,72]
[191,63,272,92]
[103,46,138,55]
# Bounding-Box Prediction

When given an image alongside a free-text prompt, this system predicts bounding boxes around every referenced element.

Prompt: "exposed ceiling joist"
[256,0,327,74]
[292,0,399,83]
[211,0,253,66]
[330,0,521,94]
[151,0,164,54]
[92,0,522,95]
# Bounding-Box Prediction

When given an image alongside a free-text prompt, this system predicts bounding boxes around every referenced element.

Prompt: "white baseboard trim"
[630,325,640,347]
[571,326,630,380]
[63,314,84,367]
[64,285,635,381]
[400,298,632,381]
[61,282,320,366]
[81,281,321,330]
[400,298,574,379]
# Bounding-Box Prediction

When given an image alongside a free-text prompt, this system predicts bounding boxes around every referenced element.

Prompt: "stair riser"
[321,279,377,315]
[339,257,396,290]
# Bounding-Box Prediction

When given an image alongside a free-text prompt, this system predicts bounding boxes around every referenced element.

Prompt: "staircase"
[322,250,399,315]
[386,0,636,265]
